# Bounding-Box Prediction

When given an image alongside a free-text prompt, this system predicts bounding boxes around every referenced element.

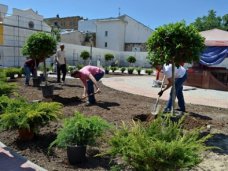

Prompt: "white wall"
[96,20,125,51]
[123,15,153,43]
[78,19,96,33]
[0,6,51,67]
[61,31,84,45]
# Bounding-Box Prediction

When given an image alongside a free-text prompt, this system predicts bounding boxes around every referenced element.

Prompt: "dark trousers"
[165,72,187,112]
[57,64,66,82]
[87,72,104,104]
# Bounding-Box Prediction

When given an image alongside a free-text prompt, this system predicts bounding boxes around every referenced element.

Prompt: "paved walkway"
[102,76,228,109]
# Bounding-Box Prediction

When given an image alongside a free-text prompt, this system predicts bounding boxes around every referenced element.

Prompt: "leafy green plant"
[22,32,57,83]
[127,67,134,74]
[145,69,153,75]
[4,67,21,79]
[136,67,142,75]
[106,116,212,171]
[50,112,110,148]
[147,22,205,113]
[0,82,16,96]
[110,66,118,73]
[104,53,114,62]
[77,64,84,70]
[127,56,136,66]
[80,50,90,64]
[104,66,110,74]
[0,96,62,133]
[120,67,126,74]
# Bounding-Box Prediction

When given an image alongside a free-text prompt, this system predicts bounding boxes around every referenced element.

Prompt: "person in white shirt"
[55,44,67,84]
[156,64,187,113]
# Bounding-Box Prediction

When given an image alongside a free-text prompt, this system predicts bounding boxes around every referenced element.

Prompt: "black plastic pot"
[67,145,86,164]
[41,84,54,98]
[33,77,41,87]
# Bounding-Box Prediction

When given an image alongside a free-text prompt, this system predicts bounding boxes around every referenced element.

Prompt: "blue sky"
[1,0,227,29]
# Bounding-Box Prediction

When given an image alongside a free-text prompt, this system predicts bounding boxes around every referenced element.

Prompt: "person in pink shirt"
[71,65,104,104]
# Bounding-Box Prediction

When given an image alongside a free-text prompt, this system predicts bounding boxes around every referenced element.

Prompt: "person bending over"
[71,65,104,105]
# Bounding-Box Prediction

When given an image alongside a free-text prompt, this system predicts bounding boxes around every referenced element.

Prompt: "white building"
[78,14,153,52]
[0,4,51,67]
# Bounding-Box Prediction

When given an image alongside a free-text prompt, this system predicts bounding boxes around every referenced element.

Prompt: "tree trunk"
[43,59,47,86]
[171,61,176,115]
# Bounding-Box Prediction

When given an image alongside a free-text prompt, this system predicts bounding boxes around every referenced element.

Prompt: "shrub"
[77,64,84,70]
[107,116,211,171]
[104,53,114,62]
[80,50,90,61]
[110,66,118,73]
[4,68,21,79]
[127,56,136,66]
[127,67,135,74]
[120,67,126,73]
[0,96,62,133]
[145,69,153,75]
[136,67,142,75]
[0,82,16,96]
[50,112,110,148]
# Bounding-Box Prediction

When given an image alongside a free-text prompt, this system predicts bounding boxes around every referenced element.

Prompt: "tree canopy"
[147,22,205,66]
[22,32,57,60]
[191,10,228,31]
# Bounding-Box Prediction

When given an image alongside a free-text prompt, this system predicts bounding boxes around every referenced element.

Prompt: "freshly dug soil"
[0,75,227,171]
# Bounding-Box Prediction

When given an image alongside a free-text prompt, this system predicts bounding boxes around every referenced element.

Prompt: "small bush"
[127,67,135,74]
[104,53,114,61]
[127,56,136,66]
[0,82,16,96]
[136,67,142,75]
[110,66,118,73]
[107,116,211,171]
[0,96,62,132]
[145,69,153,75]
[120,67,126,73]
[50,112,110,148]
[77,64,84,70]
[80,50,90,62]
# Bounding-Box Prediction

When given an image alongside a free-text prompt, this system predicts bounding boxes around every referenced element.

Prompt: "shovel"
[81,90,100,100]
[151,75,166,116]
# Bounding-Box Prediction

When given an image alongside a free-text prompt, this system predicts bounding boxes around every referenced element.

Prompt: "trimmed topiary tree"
[22,32,57,85]
[80,50,90,65]
[147,22,205,114]
[104,53,114,66]
[127,56,136,67]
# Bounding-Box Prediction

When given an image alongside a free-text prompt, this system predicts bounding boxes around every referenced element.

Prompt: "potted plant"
[22,32,57,97]
[0,96,62,140]
[127,67,135,74]
[120,67,126,74]
[136,67,142,75]
[49,112,110,164]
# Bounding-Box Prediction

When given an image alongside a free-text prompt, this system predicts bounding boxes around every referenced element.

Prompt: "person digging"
[156,64,187,115]
[71,65,105,105]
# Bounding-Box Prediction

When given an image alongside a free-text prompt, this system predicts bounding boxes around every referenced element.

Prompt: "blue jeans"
[165,72,187,112]
[24,65,33,85]
[87,72,104,104]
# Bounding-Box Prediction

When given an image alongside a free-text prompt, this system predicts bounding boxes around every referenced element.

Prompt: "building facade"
[44,15,83,30]
[0,4,51,67]
[78,14,153,52]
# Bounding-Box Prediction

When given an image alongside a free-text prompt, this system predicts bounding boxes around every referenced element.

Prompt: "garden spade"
[151,75,166,116]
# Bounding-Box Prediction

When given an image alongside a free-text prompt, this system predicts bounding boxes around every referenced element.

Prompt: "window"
[105,42,108,47]
[28,21,34,29]
[105,31,108,37]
